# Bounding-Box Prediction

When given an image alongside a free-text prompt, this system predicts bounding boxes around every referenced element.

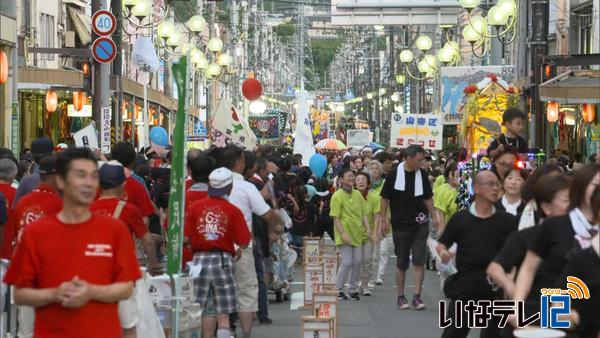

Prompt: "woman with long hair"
[511,163,599,328]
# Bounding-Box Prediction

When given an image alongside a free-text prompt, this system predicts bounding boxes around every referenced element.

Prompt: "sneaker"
[367,282,376,289]
[337,292,347,300]
[397,295,410,310]
[375,279,384,286]
[412,295,426,310]
[363,289,372,296]
[349,292,360,301]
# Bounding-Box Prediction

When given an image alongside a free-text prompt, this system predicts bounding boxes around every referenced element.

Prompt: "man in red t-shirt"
[3,148,140,338]
[5,156,63,259]
[111,142,155,218]
[91,161,161,338]
[185,167,252,338]
[0,157,18,259]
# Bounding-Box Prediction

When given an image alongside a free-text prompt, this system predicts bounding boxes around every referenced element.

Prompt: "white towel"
[394,161,423,196]
[518,200,537,230]
[569,208,599,249]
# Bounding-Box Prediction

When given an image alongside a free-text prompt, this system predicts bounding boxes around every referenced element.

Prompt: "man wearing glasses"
[380,145,436,310]
[436,170,517,338]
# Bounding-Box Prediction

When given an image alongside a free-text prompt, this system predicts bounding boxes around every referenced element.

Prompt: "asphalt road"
[252,258,452,338]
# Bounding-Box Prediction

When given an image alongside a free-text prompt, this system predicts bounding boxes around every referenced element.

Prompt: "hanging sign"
[389,113,443,150]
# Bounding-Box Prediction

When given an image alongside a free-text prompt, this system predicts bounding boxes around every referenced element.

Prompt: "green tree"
[311,39,342,89]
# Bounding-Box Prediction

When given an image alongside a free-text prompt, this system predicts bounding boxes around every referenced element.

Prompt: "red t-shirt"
[3,214,141,338]
[91,197,148,238]
[122,177,154,217]
[5,183,63,258]
[185,183,209,210]
[184,197,251,255]
[0,183,17,258]
[0,183,16,209]
[185,178,193,191]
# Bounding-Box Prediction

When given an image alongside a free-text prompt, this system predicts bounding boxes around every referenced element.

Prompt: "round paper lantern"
[73,91,85,111]
[546,101,559,123]
[45,90,58,113]
[0,51,8,84]
[242,78,263,101]
[582,104,596,123]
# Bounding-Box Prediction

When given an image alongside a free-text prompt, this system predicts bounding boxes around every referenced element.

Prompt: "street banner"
[73,124,99,149]
[264,109,288,135]
[249,115,280,139]
[167,56,187,276]
[293,89,315,165]
[100,107,112,154]
[440,65,514,125]
[389,113,443,150]
[212,98,257,149]
[346,129,370,148]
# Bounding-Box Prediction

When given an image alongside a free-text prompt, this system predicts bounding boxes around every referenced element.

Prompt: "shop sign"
[11,103,19,155]
[68,104,92,117]
[101,107,112,154]
[347,129,370,148]
[390,113,443,150]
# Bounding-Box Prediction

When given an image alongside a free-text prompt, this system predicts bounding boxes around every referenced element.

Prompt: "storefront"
[540,69,600,157]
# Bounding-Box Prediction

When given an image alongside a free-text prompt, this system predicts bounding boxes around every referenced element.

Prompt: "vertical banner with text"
[100,107,112,154]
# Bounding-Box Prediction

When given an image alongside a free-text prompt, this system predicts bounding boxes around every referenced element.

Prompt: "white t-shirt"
[229,172,271,233]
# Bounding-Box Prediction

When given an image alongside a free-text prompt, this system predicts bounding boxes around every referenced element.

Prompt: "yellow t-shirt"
[433,182,459,220]
[330,189,367,247]
[362,191,381,242]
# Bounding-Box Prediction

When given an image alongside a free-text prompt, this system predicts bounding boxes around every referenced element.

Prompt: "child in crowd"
[487,108,529,160]
[287,183,317,259]
[330,168,369,301]
[311,177,334,240]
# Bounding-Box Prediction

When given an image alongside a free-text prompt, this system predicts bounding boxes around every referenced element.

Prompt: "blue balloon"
[149,126,168,147]
[309,154,328,177]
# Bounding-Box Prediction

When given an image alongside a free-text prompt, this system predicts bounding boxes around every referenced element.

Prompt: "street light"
[415,35,433,52]
[122,0,169,29]
[207,37,224,53]
[186,15,207,34]
[249,100,267,114]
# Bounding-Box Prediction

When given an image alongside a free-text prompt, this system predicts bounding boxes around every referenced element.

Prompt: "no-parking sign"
[92,10,116,36]
[91,37,117,63]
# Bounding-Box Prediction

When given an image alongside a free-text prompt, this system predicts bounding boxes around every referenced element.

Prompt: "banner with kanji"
[389,113,443,150]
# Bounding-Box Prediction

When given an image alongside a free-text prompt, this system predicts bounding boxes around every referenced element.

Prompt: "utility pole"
[92,0,111,136]
[112,0,123,142]
[530,0,550,149]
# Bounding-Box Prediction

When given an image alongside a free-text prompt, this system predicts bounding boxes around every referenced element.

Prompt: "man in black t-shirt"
[437,171,516,338]
[380,145,436,310]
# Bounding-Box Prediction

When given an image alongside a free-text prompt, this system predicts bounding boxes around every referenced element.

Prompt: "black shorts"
[392,225,428,271]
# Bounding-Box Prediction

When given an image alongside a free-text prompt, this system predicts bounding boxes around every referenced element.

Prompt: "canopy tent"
[539,70,600,104]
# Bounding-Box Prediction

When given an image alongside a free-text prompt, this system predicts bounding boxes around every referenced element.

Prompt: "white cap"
[208,167,233,196]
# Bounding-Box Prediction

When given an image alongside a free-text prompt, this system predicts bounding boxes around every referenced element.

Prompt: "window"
[39,13,55,60]
[579,10,593,55]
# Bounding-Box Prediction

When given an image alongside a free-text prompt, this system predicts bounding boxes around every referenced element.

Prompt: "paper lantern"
[73,91,85,111]
[0,51,8,84]
[45,90,58,113]
[582,104,596,123]
[546,101,559,123]
[242,78,263,101]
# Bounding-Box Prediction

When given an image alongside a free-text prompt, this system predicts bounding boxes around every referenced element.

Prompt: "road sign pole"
[92,0,110,143]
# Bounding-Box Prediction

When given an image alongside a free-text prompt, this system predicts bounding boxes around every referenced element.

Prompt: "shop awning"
[67,6,91,46]
[539,70,600,104]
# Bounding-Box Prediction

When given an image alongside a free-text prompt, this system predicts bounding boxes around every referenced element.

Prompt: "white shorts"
[118,280,140,329]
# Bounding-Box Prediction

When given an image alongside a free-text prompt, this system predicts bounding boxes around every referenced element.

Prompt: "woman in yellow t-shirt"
[330,168,369,301]
[355,171,381,296]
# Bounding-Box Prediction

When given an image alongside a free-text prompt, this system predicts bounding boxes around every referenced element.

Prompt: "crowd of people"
[0,107,599,338]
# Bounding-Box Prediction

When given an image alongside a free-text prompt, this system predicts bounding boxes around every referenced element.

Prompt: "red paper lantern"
[73,91,85,111]
[582,104,596,123]
[241,78,263,101]
[45,90,58,113]
[547,101,559,123]
[0,51,8,84]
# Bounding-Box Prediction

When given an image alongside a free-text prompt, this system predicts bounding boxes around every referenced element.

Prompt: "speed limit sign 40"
[92,10,116,36]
